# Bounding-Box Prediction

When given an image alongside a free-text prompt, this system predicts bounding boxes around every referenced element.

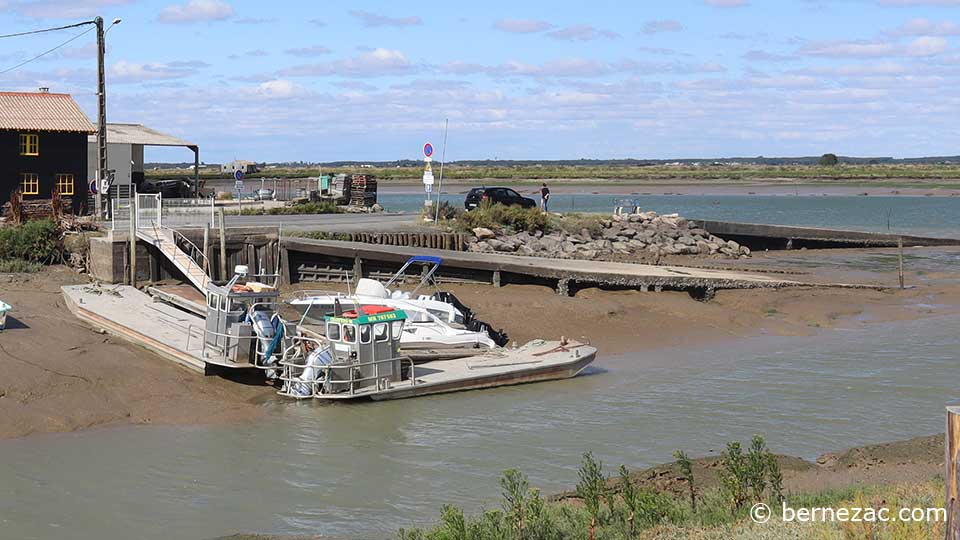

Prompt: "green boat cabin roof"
[326,305,407,325]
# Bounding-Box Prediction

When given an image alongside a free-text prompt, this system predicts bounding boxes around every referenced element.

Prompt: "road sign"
[425,184,433,193]
[423,160,434,185]
[235,179,244,193]
[423,142,434,158]
[89,180,97,195]
[234,170,244,182]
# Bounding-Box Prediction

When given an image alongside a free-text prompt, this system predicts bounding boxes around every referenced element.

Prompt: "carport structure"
[87,123,200,197]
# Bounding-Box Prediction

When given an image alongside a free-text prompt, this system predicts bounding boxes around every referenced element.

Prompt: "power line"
[0,26,95,75]
[0,21,89,40]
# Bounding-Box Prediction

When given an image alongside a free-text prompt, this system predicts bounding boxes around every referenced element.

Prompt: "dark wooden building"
[0,90,96,214]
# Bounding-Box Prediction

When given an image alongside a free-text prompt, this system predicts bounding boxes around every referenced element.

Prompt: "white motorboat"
[288,256,507,348]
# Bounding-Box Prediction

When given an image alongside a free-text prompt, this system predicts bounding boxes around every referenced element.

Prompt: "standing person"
[540,182,551,212]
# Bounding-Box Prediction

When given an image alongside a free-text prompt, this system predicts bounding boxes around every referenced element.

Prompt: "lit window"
[56,174,74,195]
[20,173,39,195]
[19,134,38,156]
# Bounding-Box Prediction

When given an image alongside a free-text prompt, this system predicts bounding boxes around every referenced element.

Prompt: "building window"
[56,174,75,195]
[20,173,39,195]
[19,134,39,156]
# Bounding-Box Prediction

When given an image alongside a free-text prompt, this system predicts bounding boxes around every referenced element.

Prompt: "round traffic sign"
[423,142,434,158]
[234,170,244,182]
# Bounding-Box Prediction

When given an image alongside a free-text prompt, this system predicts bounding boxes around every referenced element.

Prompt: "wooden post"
[946,406,960,540]
[202,224,210,276]
[898,236,905,290]
[128,206,137,287]
[218,208,227,280]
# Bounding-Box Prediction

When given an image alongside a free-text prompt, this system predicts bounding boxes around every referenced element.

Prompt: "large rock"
[472,227,496,240]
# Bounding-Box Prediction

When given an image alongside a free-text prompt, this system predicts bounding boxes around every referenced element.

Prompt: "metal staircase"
[135,194,211,292]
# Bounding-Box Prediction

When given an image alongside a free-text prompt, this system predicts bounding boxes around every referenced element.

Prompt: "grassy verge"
[398,436,944,540]
[226,201,340,216]
[147,164,960,183]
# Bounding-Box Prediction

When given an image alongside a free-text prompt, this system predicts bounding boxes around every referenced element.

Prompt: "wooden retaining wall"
[316,231,470,251]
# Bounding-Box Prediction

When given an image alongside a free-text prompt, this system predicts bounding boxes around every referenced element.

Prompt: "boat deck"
[303,340,596,401]
[62,284,207,372]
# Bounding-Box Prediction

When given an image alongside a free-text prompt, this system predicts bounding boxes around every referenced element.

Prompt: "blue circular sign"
[423,142,434,158]
[234,170,245,181]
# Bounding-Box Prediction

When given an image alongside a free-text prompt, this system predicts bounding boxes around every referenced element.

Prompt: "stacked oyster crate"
[349,174,378,207]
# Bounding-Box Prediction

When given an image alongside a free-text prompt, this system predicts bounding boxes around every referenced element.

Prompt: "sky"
[1,0,960,163]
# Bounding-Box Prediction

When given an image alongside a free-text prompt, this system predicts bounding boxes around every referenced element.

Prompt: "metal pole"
[434,118,449,222]
[95,16,107,220]
[129,199,137,287]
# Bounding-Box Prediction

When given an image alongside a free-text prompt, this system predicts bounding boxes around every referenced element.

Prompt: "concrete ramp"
[62,284,206,373]
[136,226,210,292]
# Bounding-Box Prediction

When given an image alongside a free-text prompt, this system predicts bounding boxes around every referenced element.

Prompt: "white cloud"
[109,59,208,82]
[878,0,960,5]
[641,20,684,35]
[800,37,947,58]
[905,36,949,56]
[158,0,233,24]
[493,18,554,33]
[705,0,749,6]
[257,80,306,99]
[743,50,797,62]
[547,24,619,41]
[284,45,332,57]
[892,18,960,36]
[5,0,132,19]
[278,48,415,78]
[348,10,421,27]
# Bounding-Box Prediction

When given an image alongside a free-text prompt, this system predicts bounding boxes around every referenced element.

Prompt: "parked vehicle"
[464,187,536,210]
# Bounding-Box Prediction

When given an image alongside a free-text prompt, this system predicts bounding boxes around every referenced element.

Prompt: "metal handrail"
[280,352,417,396]
[155,223,210,284]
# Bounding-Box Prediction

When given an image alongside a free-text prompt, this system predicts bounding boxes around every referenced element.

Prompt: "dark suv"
[464,187,536,210]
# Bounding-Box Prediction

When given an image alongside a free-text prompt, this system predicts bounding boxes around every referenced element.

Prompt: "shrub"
[0,258,43,273]
[0,219,62,263]
[456,201,547,233]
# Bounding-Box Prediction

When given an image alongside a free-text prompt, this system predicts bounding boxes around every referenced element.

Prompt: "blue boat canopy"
[405,255,443,265]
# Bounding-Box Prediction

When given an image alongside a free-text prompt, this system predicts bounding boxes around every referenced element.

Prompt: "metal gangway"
[134,193,212,292]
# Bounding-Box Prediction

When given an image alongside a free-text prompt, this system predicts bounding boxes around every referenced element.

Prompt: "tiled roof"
[0,92,96,133]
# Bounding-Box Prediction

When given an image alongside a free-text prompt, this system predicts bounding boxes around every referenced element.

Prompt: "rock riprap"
[467,211,751,261]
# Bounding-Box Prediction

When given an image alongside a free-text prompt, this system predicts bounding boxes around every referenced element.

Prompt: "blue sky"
[2,0,960,163]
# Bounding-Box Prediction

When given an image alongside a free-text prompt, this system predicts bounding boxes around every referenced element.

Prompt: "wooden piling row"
[326,232,468,251]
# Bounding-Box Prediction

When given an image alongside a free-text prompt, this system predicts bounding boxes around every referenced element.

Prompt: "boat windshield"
[327,323,341,341]
[343,324,357,343]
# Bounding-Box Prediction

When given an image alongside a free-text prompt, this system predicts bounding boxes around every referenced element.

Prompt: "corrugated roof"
[86,123,195,147]
[0,92,96,133]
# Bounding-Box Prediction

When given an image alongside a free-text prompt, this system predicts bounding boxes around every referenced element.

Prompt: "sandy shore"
[0,246,957,439]
[0,267,271,440]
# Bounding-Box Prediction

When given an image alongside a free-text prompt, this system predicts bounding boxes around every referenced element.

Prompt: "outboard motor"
[289,347,333,397]
[249,310,280,378]
[432,291,508,346]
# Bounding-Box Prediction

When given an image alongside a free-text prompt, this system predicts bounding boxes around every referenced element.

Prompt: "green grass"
[0,219,63,263]
[0,258,43,273]
[146,163,960,185]
[227,201,340,216]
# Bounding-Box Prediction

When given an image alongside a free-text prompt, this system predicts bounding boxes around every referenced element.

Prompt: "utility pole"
[94,16,108,220]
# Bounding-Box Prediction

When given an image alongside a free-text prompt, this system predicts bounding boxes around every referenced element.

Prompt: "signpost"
[235,170,244,212]
[422,142,435,215]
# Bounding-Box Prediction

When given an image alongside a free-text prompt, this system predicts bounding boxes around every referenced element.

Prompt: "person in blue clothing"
[540,182,550,212]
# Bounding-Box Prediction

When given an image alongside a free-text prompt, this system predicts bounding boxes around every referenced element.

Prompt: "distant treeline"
[146,155,960,170]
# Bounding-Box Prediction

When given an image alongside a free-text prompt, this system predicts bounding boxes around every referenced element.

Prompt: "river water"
[2,297,959,539]
[381,193,960,238]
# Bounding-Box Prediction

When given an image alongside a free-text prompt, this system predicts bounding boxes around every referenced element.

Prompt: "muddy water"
[1,305,958,540]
